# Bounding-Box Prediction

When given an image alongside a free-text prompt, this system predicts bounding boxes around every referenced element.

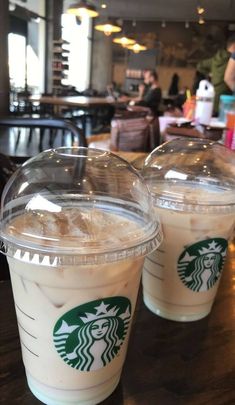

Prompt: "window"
[8,33,26,89]
[62,13,92,91]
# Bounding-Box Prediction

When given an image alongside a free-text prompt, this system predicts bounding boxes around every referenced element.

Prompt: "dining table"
[30,95,126,115]
[1,237,235,404]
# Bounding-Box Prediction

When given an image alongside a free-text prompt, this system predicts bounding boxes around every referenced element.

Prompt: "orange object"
[226,111,235,129]
[183,96,196,120]
[225,111,235,149]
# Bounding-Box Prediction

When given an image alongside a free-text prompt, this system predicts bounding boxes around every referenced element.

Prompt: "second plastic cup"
[0,147,162,405]
[142,139,235,322]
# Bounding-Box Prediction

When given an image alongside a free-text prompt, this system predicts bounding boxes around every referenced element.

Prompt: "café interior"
[0,1,235,405]
[0,0,235,157]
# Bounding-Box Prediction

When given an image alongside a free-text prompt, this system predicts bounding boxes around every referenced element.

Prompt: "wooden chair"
[88,113,160,153]
[0,117,87,164]
[110,115,160,152]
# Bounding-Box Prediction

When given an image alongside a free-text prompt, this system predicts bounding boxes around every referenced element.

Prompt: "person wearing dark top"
[168,73,179,96]
[136,70,162,116]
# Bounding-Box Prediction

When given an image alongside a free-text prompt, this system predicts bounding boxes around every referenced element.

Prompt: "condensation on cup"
[141,139,235,322]
[0,147,163,405]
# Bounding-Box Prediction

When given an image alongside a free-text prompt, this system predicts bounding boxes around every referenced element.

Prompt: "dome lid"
[142,139,235,212]
[0,147,162,266]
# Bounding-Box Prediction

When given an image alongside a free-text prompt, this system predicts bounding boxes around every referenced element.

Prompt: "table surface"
[1,242,235,405]
[30,95,126,108]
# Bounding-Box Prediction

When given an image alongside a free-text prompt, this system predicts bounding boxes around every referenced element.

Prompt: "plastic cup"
[0,147,162,405]
[225,110,235,150]
[141,139,235,322]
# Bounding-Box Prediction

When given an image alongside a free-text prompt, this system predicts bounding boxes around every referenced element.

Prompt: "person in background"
[224,51,235,92]
[131,70,162,116]
[192,71,206,95]
[196,34,235,114]
[106,81,121,100]
[168,73,179,96]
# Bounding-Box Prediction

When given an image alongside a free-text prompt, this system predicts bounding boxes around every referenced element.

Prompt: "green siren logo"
[178,238,228,292]
[53,297,131,371]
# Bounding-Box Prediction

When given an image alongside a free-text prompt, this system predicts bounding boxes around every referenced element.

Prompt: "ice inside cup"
[0,147,162,405]
[141,139,235,322]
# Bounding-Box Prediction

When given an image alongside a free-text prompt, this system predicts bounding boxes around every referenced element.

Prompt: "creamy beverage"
[143,182,235,321]
[0,147,162,405]
[7,207,147,404]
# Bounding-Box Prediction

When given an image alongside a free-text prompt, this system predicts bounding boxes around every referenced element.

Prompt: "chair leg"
[15,129,21,149]
[62,129,66,146]
[27,128,33,146]
[49,129,57,148]
[39,128,45,151]
[71,133,75,145]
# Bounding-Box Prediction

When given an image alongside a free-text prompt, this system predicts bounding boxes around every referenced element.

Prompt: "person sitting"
[106,81,121,100]
[130,70,162,116]
[168,73,179,96]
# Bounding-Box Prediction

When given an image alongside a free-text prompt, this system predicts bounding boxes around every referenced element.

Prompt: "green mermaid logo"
[53,297,131,371]
[178,238,228,292]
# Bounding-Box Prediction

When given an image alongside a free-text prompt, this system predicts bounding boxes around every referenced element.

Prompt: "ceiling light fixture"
[101,3,107,8]
[95,21,122,36]
[197,4,205,14]
[67,1,99,18]
[113,36,136,47]
[127,43,147,53]
[198,16,205,24]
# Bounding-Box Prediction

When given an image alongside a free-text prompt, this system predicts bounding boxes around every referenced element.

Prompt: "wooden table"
[1,242,235,404]
[30,95,126,114]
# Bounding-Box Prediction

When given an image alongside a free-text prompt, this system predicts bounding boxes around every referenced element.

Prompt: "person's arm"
[197,57,212,76]
[130,83,146,102]
[224,53,235,92]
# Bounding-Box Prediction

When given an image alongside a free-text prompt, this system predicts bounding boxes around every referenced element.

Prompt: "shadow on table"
[102,381,124,405]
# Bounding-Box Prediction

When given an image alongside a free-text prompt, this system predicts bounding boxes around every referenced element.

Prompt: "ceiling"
[64,0,235,22]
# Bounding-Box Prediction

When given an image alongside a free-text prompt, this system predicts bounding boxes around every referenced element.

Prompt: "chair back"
[0,117,87,163]
[0,117,86,144]
[110,115,160,152]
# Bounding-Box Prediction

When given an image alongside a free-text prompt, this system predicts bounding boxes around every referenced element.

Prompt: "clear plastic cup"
[0,147,162,405]
[141,139,235,322]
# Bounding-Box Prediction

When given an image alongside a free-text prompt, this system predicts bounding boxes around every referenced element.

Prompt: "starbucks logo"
[178,238,228,292]
[53,297,131,371]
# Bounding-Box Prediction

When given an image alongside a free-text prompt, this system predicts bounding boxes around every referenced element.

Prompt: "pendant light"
[95,21,122,36]
[67,1,99,18]
[113,36,136,47]
[197,4,205,15]
[198,16,205,24]
[127,43,147,53]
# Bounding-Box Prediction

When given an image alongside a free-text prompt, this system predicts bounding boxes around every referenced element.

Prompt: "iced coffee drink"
[142,139,235,321]
[0,148,162,405]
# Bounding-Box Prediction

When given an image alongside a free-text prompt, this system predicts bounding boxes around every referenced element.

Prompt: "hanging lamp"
[95,20,122,36]
[198,16,205,24]
[197,4,205,14]
[67,1,99,18]
[127,43,147,53]
[113,36,135,47]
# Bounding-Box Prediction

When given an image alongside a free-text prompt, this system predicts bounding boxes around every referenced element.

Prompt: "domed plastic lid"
[142,139,235,212]
[0,147,162,266]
